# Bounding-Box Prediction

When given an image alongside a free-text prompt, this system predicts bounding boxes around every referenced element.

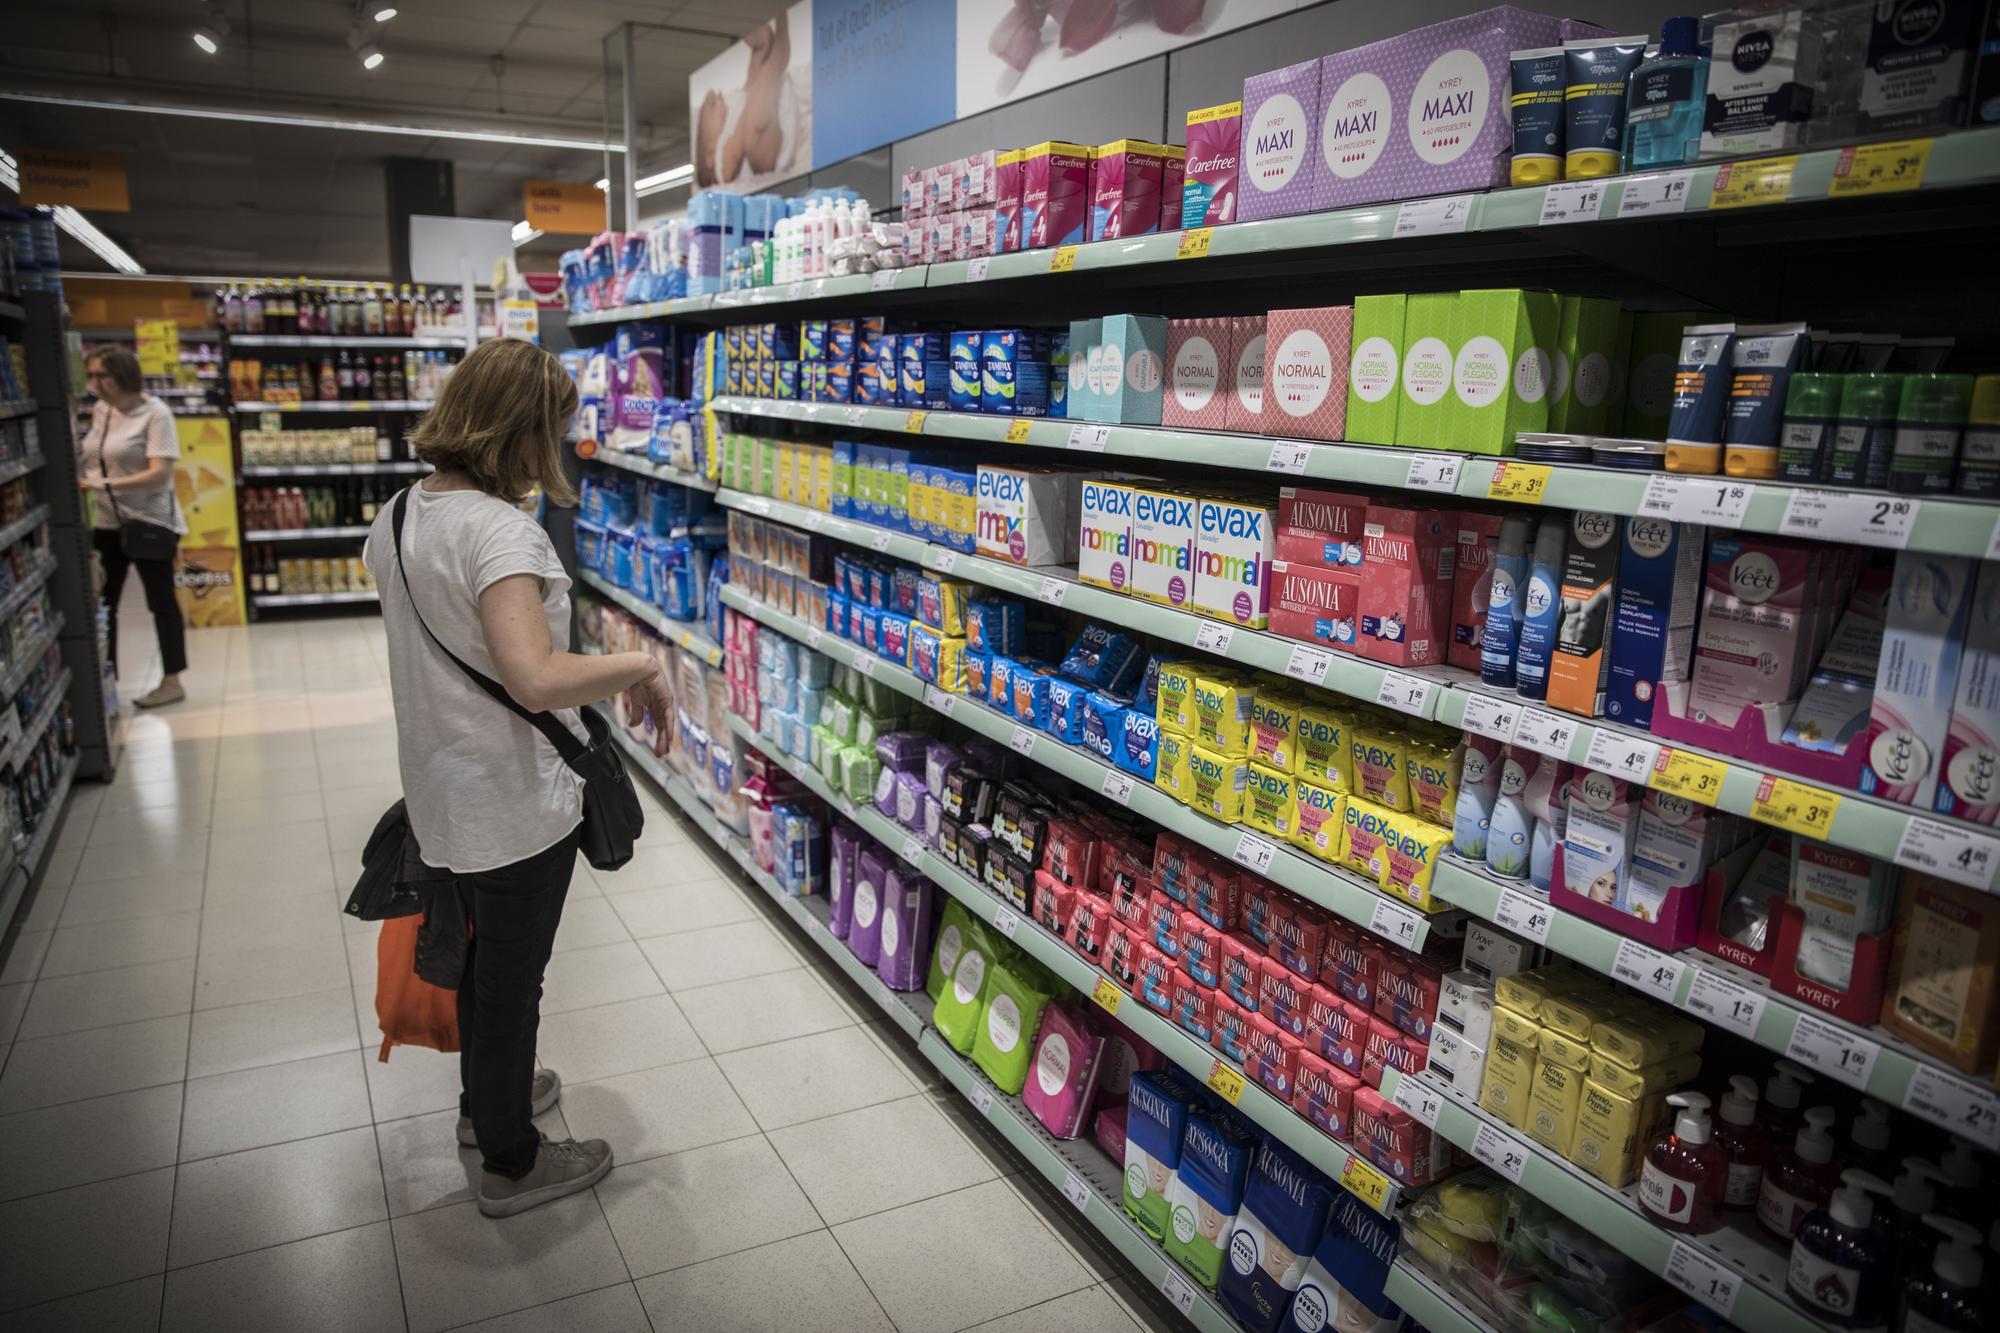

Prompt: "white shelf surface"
[579,446,718,492]
[574,569,723,666]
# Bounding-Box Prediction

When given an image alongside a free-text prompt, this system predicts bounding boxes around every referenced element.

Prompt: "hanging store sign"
[18,149,131,211]
[523,180,606,235]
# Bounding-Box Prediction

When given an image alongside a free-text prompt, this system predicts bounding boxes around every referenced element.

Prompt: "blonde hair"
[408,338,579,506]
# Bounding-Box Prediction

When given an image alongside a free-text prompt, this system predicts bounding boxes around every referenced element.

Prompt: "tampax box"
[1399,293,1457,452]
[1607,516,1705,729]
[1356,504,1455,668]
[1238,58,1324,222]
[1547,510,1622,718]
[1270,560,1362,651]
[1193,494,1277,629]
[1225,316,1268,435]
[1345,293,1405,446]
[1020,141,1091,248]
[1262,306,1355,443]
[1090,314,1169,426]
[976,465,1082,568]
[1078,478,1141,594]
[1449,510,1505,673]
[1131,485,1199,609]
[1276,487,1369,569]
[1089,140,1167,241]
[980,328,1050,417]
[1162,318,1237,432]
[948,329,982,413]
[1453,288,1558,454]
[1182,101,1242,226]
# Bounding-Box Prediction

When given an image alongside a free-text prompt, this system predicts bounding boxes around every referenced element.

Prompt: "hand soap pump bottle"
[1787,1169,1892,1329]
[1760,1058,1816,1146]
[1640,1091,1725,1233]
[1887,1158,1947,1270]
[1716,1074,1769,1210]
[1902,1215,1991,1333]
[1936,1137,1985,1223]
[1621,16,1708,171]
[1758,1106,1839,1240]
[1845,1098,1895,1182]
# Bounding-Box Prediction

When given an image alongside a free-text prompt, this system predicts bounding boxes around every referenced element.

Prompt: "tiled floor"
[0,599,1175,1332]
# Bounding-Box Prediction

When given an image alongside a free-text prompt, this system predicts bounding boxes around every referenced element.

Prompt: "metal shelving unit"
[233,400,432,414]
[573,569,723,665]
[251,590,379,609]
[578,446,718,493]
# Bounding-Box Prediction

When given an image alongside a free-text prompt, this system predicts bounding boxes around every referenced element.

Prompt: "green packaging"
[1890,373,1976,495]
[1778,373,1843,482]
[969,953,1058,1095]
[932,919,1006,1054]
[1607,307,1633,427]
[1621,311,1700,439]
[1547,295,1622,434]
[1957,375,2000,498]
[1399,293,1457,451]
[1451,288,1558,454]
[1829,373,1903,488]
[1345,293,1407,445]
[926,898,976,1003]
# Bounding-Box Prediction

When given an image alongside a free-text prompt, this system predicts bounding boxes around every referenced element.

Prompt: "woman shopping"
[79,345,188,708]
[363,336,671,1218]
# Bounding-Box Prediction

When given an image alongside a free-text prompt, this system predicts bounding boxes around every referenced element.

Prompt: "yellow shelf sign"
[1828,139,1932,198]
[1090,976,1122,1015]
[1004,418,1032,444]
[1340,1155,1394,1211]
[1710,156,1798,210]
[1750,775,1840,839]
[1486,461,1553,503]
[903,410,928,434]
[1650,747,1728,803]
[1206,1059,1246,1105]
[1176,227,1214,259]
[1048,245,1079,273]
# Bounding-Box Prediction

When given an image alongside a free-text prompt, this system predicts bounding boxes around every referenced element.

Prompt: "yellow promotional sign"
[171,415,246,627]
[18,149,131,212]
[523,180,606,235]
[499,298,540,343]
[135,319,179,376]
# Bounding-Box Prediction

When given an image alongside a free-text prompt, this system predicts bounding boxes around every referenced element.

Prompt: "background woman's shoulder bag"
[94,409,179,561]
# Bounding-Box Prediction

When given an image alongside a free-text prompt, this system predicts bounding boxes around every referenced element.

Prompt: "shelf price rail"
[573,569,723,666]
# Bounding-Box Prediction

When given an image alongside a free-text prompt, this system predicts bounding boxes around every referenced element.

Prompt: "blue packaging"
[892,565,920,616]
[828,318,856,361]
[864,561,891,609]
[964,650,993,700]
[855,444,885,525]
[916,574,967,635]
[801,320,827,361]
[1124,1071,1197,1241]
[966,598,1025,655]
[897,334,928,406]
[908,622,945,685]
[1117,710,1159,781]
[981,328,1021,416]
[1167,1111,1260,1290]
[827,590,851,637]
[859,605,883,654]
[857,316,891,362]
[987,656,1016,712]
[825,360,854,403]
[879,611,913,666]
[606,526,639,588]
[1012,666,1053,727]
[1283,1193,1403,1333]
[1606,516,1705,728]
[856,358,894,406]
[832,439,857,519]
[775,359,799,400]
[1084,691,1126,764]
[1218,1138,1338,1333]
[1061,623,1145,692]
[942,466,977,553]
[949,330,983,412]
[1046,676,1092,743]
[1049,331,1071,419]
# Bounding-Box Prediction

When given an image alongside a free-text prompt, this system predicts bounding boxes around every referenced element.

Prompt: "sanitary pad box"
[1239,59,1324,222]
[1276,487,1368,570]
[1218,1137,1337,1331]
[1183,101,1243,226]
[1086,314,1169,426]
[1227,316,1269,435]
[1021,141,1091,248]
[976,466,1082,567]
[1454,288,1558,453]
[1194,495,1277,629]
[1862,551,1976,807]
[1344,294,1405,446]
[1262,307,1355,443]
[1079,478,1140,594]
[1164,319,1237,432]
[1132,486,1199,609]
[1449,510,1504,673]
[1606,516,1704,729]
[1356,505,1455,668]
[1090,140,1167,241]
[1271,561,1361,651]
[1398,293,1457,452]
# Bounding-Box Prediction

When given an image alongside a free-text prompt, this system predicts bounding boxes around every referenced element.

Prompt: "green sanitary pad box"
[1345,293,1405,445]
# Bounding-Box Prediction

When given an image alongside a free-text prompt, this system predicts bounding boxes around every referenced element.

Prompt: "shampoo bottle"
[1902,1215,1991,1333]
[1844,1098,1895,1183]
[1480,514,1536,687]
[1785,1170,1893,1330]
[1512,520,1568,701]
[1639,1091,1726,1233]
[1716,1074,1770,1211]
[1760,1058,1816,1146]
[1759,1106,1840,1240]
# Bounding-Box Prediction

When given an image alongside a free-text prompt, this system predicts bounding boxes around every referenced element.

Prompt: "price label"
[786,281,805,300]
[1009,725,1038,756]
[1091,976,1123,1015]
[1664,1242,1742,1318]
[1513,707,1577,760]
[903,410,928,434]
[1486,461,1553,503]
[1048,245,1079,273]
[1830,138,1933,197]
[1003,418,1031,444]
[1648,747,1726,804]
[1459,694,1522,742]
[1233,832,1279,876]
[1206,1059,1247,1105]
[1405,455,1463,491]
[1683,968,1767,1039]
[1786,1014,1881,1091]
[746,496,773,516]
[1376,671,1434,717]
[1780,489,1917,548]
[1710,155,1798,209]
[1160,1271,1197,1318]
[852,653,875,679]
[1340,1155,1394,1211]
[1584,729,1662,783]
[1061,1171,1091,1213]
[1895,816,2000,891]
[1471,1124,1529,1183]
[869,530,894,553]
[1616,170,1694,219]
[1393,193,1475,237]
[806,626,824,650]
[1538,179,1606,225]
[812,278,827,297]
[1904,1065,2000,1152]
[877,979,897,1013]
[1494,889,1554,944]
[1750,775,1840,840]
[1266,442,1313,474]
[966,257,990,283]
[1391,1075,1444,1128]
[1368,898,1423,949]
[805,510,826,531]
[871,268,899,290]
[928,548,960,574]
[1284,643,1334,687]
[843,405,867,426]
[1176,227,1214,259]
[1611,938,1687,1003]
[1193,621,1235,655]
[1037,576,1068,607]
[1100,769,1135,806]
[993,907,1020,940]
[924,685,958,718]
[1066,423,1110,452]
[899,836,925,866]
[968,1082,994,1117]
[1638,475,1755,527]
[802,404,824,421]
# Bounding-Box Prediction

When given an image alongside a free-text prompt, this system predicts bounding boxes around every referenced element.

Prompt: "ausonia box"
[1131,486,1198,609]
[1238,58,1324,222]
[1079,478,1142,594]
[1162,318,1236,432]
[1450,510,1505,672]
[1270,560,1361,650]
[1193,495,1277,629]
[1356,504,1456,667]
[1276,486,1369,569]
[1262,306,1355,443]
[1345,293,1405,445]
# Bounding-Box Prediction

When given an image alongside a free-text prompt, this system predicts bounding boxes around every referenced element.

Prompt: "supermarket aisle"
[0,606,1174,1333]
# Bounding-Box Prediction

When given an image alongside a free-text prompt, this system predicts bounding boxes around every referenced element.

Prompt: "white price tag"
[1617,170,1695,218]
[1513,707,1577,760]
[812,278,827,297]
[805,510,826,531]
[746,496,773,515]
[1060,1170,1091,1212]
[1101,769,1135,806]
[968,1083,994,1116]
[1159,1271,1198,1318]
[1894,816,2000,892]
[1786,1013,1881,1091]
[1193,621,1235,655]
[1459,694,1522,742]
[1283,643,1334,687]
[852,653,875,679]
[802,403,824,420]
[1988,513,2000,562]
[1494,889,1554,944]
[1904,1064,2000,1152]
[1394,194,1475,237]
[1611,938,1686,1003]
[929,548,960,574]
[1391,1075,1445,1128]
[1780,489,1917,549]
[1065,423,1110,451]
[786,281,804,300]
[1368,898,1423,949]
[1232,832,1279,875]
[844,405,867,426]
[806,626,824,650]
[1584,729,1662,783]
[1009,724,1037,756]
[1376,671,1434,717]
[1037,576,1068,607]
[1405,455,1463,491]
[1471,1124,1529,1183]
[1664,1241,1741,1318]
[1682,968,1767,1039]
[1638,475,1755,527]
[993,907,1020,940]
[871,268,898,291]
[1266,441,1312,474]
[1538,180,1606,225]
[966,256,991,283]
[869,530,893,553]
[899,836,925,866]
[924,685,958,718]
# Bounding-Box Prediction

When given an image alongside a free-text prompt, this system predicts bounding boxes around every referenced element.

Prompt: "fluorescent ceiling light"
[511,220,542,247]
[374,6,398,19]
[636,164,694,195]
[0,149,145,274]
[193,26,222,54]
[359,46,385,69]
[0,92,625,153]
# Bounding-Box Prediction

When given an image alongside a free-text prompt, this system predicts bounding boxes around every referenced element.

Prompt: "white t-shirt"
[82,395,185,534]
[363,485,585,874]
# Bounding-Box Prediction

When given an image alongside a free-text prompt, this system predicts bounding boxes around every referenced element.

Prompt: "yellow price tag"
[1709,155,1798,210]
[1486,461,1553,503]
[1340,1155,1394,1211]
[1649,747,1727,803]
[1206,1059,1246,1105]
[903,410,928,434]
[1003,418,1032,444]
[1176,227,1214,259]
[1091,976,1122,1015]
[1750,775,1840,839]
[1049,245,1079,273]
[1829,139,1932,197]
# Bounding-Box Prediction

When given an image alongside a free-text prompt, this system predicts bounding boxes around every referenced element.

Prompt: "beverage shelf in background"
[577,446,719,493]
[251,590,378,608]
[0,612,63,704]
[242,526,371,542]
[241,461,429,477]
[233,401,432,414]
[2,667,71,775]
[573,568,723,666]
[225,334,467,349]
[0,454,48,488]
[0,555,59,629]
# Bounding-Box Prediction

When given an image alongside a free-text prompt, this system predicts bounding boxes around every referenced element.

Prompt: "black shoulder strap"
[390,487,587,765]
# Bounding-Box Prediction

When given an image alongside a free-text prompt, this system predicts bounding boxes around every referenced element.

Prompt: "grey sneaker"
[477,1136,612,1218]
[458,1068,562,1147]
[134,680,185,708]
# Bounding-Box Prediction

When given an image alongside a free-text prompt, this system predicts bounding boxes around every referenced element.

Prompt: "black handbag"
[93,413,181,561]
[388,486,645,872]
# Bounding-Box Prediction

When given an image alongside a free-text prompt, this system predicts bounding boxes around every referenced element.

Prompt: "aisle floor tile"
[537,940,664,1014]
[167,1125,388,1268]
[392,1193,629,1333]
[594,1134,821,1278]
[0,1013,190,1113]
[16,956,196,1039]
[603,878,756,939]
[7,1274,163,1333]
[180,1049,372,1161]
[186,985,362,1079]
[39,908,201,978]
[447,1282,651,1333]
[609,842,742,889]
[531,994,705,1085]
[373,1105,569,1219]
[0,1166,175,1312]
[0,980,28,1043]
[633,1230,893,1332]
[557,1057,759,1164]
[0,929,50,984]
[966,1286,1146,1333]
[74,832,207,883]
[363,1046,464,1122]
[716,1024,917,1130]
[197,895,342,957]
[0,1082,183,1202]
[56,874,203,927]
[674,967,851,1054]
[768,1093,999,1224]
[193,937,349,1011]
[638,917,805,990]
[161,1220,406,1333]
[548,897,632,955]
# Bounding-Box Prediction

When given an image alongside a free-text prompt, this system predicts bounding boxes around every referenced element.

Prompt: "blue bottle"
[1902,1215,1991,1333]
[1479,514,1535,687]
[1622,16,1708,172]
[1785,1169,1893,1329]
[1512,521,1567,701]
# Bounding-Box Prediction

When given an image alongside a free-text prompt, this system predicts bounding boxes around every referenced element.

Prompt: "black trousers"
[457,826,580,1179]
[92,529,188,676]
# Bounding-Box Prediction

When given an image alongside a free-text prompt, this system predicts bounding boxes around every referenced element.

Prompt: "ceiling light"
[193,3,229,54]
[594,177,608,190]
[358,43,384,69]
[193,26,222,53]
[635,164,694,195]
[0,148,145,274]
[511,220,543,247]
[373,6,398,19]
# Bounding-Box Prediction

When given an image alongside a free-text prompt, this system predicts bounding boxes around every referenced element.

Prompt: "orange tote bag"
[374,914,460,1060]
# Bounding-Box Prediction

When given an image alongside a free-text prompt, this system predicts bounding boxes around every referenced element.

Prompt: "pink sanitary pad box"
[1184,103,1242,226]
[1225,315,1268,434]
[1357,504,1456,667]
[1239,59,1324,222]
[1262,306,1354,442]
[1162,318,1238,431]
[1023,1001,1108,1139]
[1276,486,1370,569]
[1159,147,1185,232]
[1311,6,1564,213]
[1270,560,1361,652]
[995,149,1024,253]
[902,168,926,217]
[1094,1102,1128,1161]
[961,149,997,207]
[1022,141,1091,249]
[1089,140,1165,242]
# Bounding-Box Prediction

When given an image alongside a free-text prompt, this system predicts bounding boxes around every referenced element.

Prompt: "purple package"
[926,740,964,797]
[876,731,928,773]
[829,822,858,939]
[894,770,925,828]
[609,323,667,444]
[1238,59,1323,223]
[875,872,935,991]
[849,845,889,966]
[1311,5,1563,213]
[1022,142,1090,249]
[1184,104,1242,226]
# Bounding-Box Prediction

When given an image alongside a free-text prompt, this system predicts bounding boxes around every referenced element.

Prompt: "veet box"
[1356,504,1455,668]
[1238,59,1324,222]
[1163,319,1237,432]
[1270,560,1361,651]
[1276,487,1369,570]
[1193,495,1277,629]
[1263,306,1355,443]
[1131,486,1198,609]
[1345,294,1405,446]
[1454,288,1558,454]
[1226,315,1268,434]
[1020,141,1091,248]
[1079,478,1140,593]
[1183,101,1242,227]
[1089,140,1167,241]
[1606,516,1704,728]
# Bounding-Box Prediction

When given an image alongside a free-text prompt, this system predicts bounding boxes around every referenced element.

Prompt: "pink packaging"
[1147,892,1182,959]
[962,208,996,259]
[1269,560,1361,652]
[943,210,967,262]
[1173,975,1219,1042]
[1022,1001,1107,1139]
[1239,58,1324,222]
[1688,536,1815,730]
[1293,1050,1359,1139]
[1449,510,1505,673]
[1135,941,1175,1015]
[1372,954,1442,1040]
[1356,504,1456,668]
[995,150,1025,253]
[961,149,998,207]
[1304,983,1366,1074]
[933,160,959,212]
[1088,1012,1164,1107]
[1094,1103,1128,1160]
[1362,1016,1427,1089]
[1276,487,1371,568]
[1224,315,1268,434]
[1273,903,1329,982]
[1184,104,1242,226]
[1162,318,1237,432]
[1178,911,1221,987]
[902,168,926,217]
[1022,142,1091,249]
[1159,148,1185,232]
[1262,306,1354,442]
[1088,141,1165,242]
[924,162,948,214]
[1259,955,1309,1038]
[1189,855,1241,930]
[1327,930,1379,1008]
[1245,1016,1301,1098]
[1352,1085,1448,1185]
[1220,933,1262,1011]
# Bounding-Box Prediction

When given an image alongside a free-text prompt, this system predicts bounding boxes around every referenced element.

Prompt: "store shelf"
[0,505,50,556]
[1382,1260,1495,1333]
[580,446,718,492]
[1377,1067,1826,1333]
[719,584,925,703]
[224,333,466,349]
[722,488,933,565]
[0,454,45,487]
[241,461,429,477]
[0,399,36,421]
[0,555,58,629]
[252,590,379,608]
[0,612,62,705]
[242,526,371,542]
[234,400,432,414]
[0,752,79,940]
[574,569,723,666]
[2,667,71,774]
[566,294,717,327]
[565,267,933,328]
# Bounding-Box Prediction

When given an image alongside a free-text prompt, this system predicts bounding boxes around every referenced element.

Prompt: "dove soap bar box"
[1344,293,1405,446]
[1607,515,1705,729]
[1546,510,1621,718]
[1239,59,1324,222]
